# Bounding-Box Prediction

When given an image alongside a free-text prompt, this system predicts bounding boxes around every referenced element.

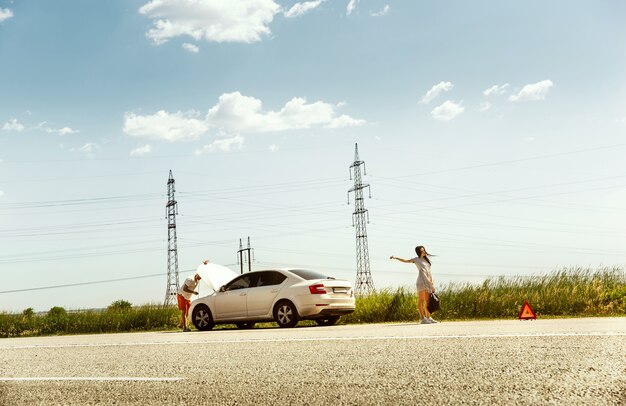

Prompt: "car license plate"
[333,287,348,293]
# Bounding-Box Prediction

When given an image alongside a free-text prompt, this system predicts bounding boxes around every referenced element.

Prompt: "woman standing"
[390,246,437,324]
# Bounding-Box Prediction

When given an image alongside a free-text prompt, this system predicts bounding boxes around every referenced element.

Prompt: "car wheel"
[315,316,340,326]
[235,322,256,329]
[192,305,214,331]
[274,300,299,328]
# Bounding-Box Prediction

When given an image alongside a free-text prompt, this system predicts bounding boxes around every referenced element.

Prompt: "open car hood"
[196,263,238,296]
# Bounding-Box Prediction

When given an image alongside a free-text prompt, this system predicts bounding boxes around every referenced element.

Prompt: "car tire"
[274,300,299,328]
[235,322,256,329]
[192,305,214,331]
[315,316,340,326]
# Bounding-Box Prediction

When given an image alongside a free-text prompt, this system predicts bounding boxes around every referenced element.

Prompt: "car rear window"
[288,269,334,280]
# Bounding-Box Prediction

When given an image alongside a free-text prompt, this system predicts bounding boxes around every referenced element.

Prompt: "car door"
[246,271,287,317]
[214,274,255,320]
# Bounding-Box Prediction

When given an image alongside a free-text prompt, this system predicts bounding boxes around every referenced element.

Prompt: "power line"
[373,142,626,179]
[0,272,166,294]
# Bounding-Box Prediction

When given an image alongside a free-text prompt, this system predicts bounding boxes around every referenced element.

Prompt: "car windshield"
[288,269,334,280]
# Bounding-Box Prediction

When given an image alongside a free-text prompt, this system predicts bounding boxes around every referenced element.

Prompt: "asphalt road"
[0,318,624,405]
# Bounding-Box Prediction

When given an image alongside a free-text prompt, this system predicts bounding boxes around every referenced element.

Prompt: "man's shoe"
[428,317,438,323]
[421,317,432,324]
[182,327,191,332]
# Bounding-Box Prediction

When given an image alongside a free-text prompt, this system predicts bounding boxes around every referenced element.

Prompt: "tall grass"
[1,267,624,337]
[344,266,625,323]
[0,305,179,338]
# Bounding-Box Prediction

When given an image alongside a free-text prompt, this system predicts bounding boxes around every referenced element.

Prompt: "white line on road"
[0,377,183,382]
[1,331,624,350]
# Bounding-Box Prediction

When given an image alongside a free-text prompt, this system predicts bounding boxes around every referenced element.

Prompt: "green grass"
[1,266,624,338]
[344,266,626,323]
[0,304,179,338]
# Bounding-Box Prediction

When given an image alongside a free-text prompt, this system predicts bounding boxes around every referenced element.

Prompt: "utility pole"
[164,170,180,306]
[347,143,375,295]
[237,237,254,274]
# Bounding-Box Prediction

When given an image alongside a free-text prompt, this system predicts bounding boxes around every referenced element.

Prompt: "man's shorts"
[177,294,191,313]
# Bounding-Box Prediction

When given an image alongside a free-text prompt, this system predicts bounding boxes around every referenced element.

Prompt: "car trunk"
[316,279,353,297]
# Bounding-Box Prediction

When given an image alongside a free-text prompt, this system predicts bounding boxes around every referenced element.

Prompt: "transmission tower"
[237,236,255,274]
[164,170,180,306]
[347,143,375,295]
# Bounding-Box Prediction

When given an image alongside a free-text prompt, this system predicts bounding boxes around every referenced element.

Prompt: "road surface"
[0,318,624,405]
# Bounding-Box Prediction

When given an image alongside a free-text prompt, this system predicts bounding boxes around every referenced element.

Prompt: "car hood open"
[196,263,238,296]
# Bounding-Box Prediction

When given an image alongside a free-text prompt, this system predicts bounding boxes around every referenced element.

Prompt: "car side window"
[256,271,287,287]
[226,275,253,291]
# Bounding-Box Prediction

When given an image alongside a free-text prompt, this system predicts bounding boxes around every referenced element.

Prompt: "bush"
[47,306,67,318]
[108,300,132,312]
[42,306,69,335]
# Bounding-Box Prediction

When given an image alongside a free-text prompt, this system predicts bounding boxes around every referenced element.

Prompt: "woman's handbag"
[427,292,440,313]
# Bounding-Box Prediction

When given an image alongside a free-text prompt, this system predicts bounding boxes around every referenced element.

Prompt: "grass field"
[1,266,624,338]
[344,266,626,323]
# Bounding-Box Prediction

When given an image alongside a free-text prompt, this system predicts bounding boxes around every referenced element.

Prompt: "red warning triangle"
[519,301,537,320]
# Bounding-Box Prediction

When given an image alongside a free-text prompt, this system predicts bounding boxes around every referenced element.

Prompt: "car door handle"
[271,290,279,293]
[239,293,247,296]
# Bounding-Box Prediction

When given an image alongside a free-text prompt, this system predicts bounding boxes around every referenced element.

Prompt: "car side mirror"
[219,286,226,292]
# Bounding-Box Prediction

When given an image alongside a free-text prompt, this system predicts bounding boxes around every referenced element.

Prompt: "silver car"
[189,269,355,330]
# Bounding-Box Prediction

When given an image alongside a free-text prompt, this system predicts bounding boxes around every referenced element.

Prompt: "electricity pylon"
[347,143,375,295]
[164,170,180,306]
[237,237,254,274]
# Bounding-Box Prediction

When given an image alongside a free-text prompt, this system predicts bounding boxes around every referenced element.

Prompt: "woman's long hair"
[415,246,433,265]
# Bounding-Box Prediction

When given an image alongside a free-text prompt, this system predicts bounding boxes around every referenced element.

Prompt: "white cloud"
[1,118,78,135]
[509,80,554,102]
[79,143,99,153]
[37,122,79,135]
[130,144,152,156]
[56,127,79,135]
[483,83,509,96]
[0,8,13,22]
[2,118,24,131]
[346,0,359,15]
[139,0,281,44]
[420,81,453,104]
[284,1,324,18]
[71,143,101,158]
[123,110,209,142]
[195,135,244,154]
[124,92,364,148]
[207,92,365,133]
[327,114,366,128]
[431,100,464,121]
[269,144,279,152]
[370,5,389,17]
[182,43,199,53]
[478,102,491,112]
[0,190,4,198]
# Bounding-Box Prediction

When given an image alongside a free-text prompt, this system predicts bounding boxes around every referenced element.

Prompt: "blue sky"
[1,1,625,312]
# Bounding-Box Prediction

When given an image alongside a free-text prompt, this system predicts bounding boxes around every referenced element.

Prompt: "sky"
[1,0,625,312]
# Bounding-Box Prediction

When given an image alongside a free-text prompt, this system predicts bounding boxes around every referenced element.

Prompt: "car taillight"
[309,284,326,294]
